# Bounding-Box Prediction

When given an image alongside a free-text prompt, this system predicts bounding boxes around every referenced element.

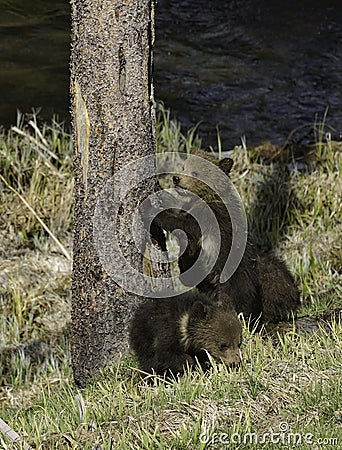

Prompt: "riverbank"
[0,111,341,448]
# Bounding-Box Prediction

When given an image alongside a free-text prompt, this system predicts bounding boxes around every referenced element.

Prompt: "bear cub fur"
[129,290,242,377]
[153,148,300,325]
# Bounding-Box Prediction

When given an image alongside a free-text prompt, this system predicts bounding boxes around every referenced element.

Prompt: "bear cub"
[153,149,262,322]
[152,148,300,325]
[129,290,242,377]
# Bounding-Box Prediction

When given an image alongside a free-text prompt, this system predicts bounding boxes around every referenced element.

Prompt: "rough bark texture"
[70,0,159,387]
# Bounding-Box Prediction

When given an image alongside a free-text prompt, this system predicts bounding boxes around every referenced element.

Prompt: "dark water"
[0,0,341,147]
[0,1,70,127]
[155,0,342,147]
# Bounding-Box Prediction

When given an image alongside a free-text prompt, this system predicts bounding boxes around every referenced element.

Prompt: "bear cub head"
[180,300,242,368]
[172,148,234,203]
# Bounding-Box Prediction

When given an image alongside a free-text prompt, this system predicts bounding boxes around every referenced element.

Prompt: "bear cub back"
[129,291,242,377]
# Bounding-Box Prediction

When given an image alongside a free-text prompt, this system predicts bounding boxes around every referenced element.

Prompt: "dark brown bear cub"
[152,148,300,325]
[258,254,300,323]
[153,149,263,323]
[129,291,242,377]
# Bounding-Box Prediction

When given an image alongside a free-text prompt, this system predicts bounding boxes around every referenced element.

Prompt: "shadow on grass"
[247,141,305,254]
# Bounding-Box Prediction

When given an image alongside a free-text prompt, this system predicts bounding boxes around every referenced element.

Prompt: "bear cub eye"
[219,343,229,351]
[190,171,198,177]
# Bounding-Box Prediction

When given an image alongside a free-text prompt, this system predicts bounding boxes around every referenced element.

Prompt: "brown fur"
[258,254,300,322]
[129,291,242,377]
[153,148,300,325]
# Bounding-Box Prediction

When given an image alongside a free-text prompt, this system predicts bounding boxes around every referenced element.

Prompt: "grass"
[0,107,341,448]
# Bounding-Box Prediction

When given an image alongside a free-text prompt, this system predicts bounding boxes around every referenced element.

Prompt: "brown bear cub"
[129,291,242,377]
[153,149,262,323]
[153,148,300,325]
[258,254,300,323]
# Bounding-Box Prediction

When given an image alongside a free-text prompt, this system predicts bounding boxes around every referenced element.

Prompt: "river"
[0,0,341,147]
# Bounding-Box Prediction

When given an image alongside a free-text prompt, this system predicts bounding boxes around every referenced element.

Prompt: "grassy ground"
[0,110,341,449]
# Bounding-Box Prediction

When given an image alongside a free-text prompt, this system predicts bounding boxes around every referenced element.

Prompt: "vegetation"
[0,109,341,448]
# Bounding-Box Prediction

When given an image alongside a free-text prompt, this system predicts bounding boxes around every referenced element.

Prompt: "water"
[0,1,70,127]
[155,0,342,147]
[0,0,341,147]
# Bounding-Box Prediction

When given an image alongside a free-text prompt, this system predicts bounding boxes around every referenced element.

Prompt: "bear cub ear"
[218,157,234,175]
[190,301,209,320]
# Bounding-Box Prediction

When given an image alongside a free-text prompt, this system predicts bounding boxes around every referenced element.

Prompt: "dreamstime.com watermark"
[199,422,339,447]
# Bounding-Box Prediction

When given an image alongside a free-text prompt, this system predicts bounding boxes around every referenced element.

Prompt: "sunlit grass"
[0,109,341,448]
[2,327,341,448]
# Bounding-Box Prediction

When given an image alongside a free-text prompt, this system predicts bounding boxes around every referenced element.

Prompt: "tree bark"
[70,0,161,387]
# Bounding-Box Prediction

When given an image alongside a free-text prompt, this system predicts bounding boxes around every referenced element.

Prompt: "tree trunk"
[70,0,162,387]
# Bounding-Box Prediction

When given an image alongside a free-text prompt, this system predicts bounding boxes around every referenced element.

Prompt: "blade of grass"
[11,125,61,163]
[0,174,71,261]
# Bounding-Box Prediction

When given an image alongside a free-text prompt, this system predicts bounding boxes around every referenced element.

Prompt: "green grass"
[2,329,341,448]
[0,108,341,448]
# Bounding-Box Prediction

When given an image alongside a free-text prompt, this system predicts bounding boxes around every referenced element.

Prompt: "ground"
[0,109,341,448]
